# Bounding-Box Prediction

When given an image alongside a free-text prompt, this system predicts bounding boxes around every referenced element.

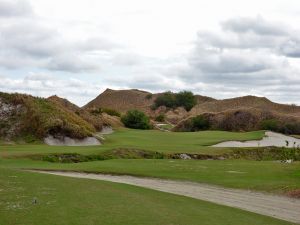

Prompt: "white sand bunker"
[99,126,114,134]
[44,135,101,146]
[213,131,300,148]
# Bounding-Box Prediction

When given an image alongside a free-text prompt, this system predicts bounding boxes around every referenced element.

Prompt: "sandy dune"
[44,136,101,146]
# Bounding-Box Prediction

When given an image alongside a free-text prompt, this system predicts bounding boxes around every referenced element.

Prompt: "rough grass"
[0,92,95,141]
[0,168,294,225]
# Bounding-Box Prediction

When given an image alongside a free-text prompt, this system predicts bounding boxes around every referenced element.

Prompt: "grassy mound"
[0,92,95,142]
[175,108,300,134]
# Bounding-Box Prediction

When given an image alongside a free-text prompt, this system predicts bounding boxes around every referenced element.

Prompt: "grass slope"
[0,129,265,157]
[2,159,299,194]
[0,129,297,194]
[0,168,294,225]
[102,129,265,153]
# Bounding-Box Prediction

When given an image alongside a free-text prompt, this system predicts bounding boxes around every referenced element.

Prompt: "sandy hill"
[189,95,300,118]
[48,95,123,129]
[84,88,300,133]
[83,88,156,113]
[48,95,80,112]
[84,88,215,114]
[0,92,96,142]
[174,96,300,132]
[2,89,299,140]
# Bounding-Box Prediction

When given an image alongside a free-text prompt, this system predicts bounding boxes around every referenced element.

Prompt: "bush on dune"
[191,115,210,131]
[154,91,177,109]
[260,119,279,131]
[153,91,197,111]
[155,114,165,122]
[90,107,121,117]
[121,110,151,129]
[175,91,197,111]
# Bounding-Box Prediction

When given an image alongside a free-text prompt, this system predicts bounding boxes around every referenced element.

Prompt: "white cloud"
[0,0,125,72]
[0,0,300,105]
[174,16,300,104]
[0,0,33,17]
[0,73,106,106]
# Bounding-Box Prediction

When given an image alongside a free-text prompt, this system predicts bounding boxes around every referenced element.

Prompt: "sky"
[0,0,300,106]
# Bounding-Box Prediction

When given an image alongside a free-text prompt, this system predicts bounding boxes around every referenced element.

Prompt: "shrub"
[260,119,279,131]
[191,115,210,131]
[90,108,120,117]
[153,91,197,111]
[145,94,153,100]
[121,110,151,129]
[154,91,177,109]
[90,108,102,115]
[102,108,121,117]
[155,114,165,122]
[219,111,258,131]
[280,122,300,135]
[175,91,197,111]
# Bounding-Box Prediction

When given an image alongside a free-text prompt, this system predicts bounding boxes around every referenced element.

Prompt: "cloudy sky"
[1,0,300,106]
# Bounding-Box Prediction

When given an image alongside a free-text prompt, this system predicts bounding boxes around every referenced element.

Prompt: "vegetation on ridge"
[153,91,197,111]
[0,92,95,142]
[121,110,151,129]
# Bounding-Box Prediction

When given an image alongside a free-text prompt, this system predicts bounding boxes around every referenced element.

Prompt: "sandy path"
[32,170,300,224]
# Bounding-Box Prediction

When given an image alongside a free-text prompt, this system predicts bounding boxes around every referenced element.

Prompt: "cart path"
[31,170,300,224]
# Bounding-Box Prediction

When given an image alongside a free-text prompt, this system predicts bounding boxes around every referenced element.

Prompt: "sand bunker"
[213,131,300,148]
[44,136,101,146]
[99,126,114,134]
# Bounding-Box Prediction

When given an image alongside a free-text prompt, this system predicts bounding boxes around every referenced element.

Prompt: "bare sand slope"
[32,170,300,224]
[213,131,300,148]
[44,136,101,146]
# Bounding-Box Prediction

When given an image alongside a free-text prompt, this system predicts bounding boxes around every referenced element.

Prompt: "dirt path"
[32,170,300,224]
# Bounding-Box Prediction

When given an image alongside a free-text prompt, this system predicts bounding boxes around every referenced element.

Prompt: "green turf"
[102,129,265,153]
[0,129,265,157]
[1,158,299,194]
[1,129,298,194]
[0,129,298,224]
[0,168,294,225]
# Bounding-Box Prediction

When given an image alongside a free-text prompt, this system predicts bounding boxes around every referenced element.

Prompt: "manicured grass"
[0,129,297,225]
[0,129,265,157]
[0,168,294,225]
[0,144,106,157]
[1,158,299,194]
[102,129,265,153]
[1,129,297,194]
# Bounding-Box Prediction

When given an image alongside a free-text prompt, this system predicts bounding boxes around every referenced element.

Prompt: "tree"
[154,91,176,108]
[260,119,279,131]
[153,91,197,111]
[175,91,197,111]
[121,110,151,129]
[155,114,165,122]
[191,115,210,131]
